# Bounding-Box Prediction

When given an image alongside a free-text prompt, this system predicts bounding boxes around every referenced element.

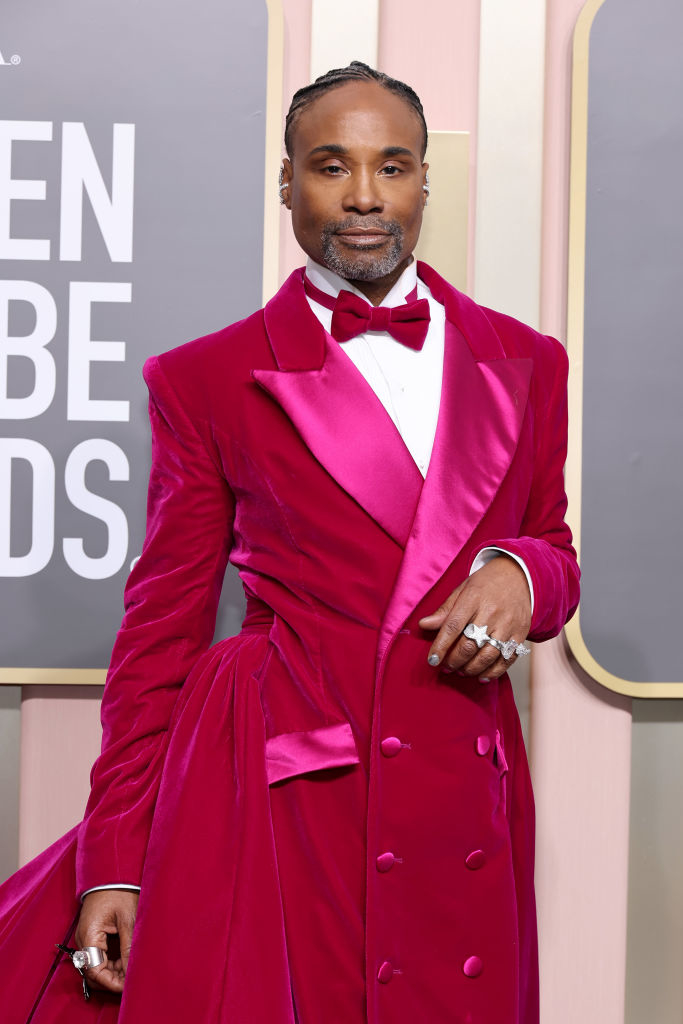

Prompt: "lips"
[335,228,391,246]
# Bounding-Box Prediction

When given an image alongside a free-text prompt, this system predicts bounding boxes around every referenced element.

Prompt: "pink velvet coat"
[0,263,579,1024]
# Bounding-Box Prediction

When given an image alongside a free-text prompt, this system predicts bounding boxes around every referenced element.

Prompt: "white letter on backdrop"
[63,439,129,580]
[0,281,57,419]
[67,281,131,421]
[60,122,135,262]
[0,120,52,260]
[0,438,55,576]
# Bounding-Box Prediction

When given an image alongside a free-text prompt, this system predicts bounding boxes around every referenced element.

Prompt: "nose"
[342,169,383,214]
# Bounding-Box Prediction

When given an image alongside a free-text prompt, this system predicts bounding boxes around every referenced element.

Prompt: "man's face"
[282,81,428,290]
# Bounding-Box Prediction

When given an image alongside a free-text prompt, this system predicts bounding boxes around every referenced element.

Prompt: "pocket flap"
[266,722,359,785]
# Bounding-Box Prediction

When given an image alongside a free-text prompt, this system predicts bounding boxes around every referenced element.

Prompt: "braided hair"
[284,61,428,160]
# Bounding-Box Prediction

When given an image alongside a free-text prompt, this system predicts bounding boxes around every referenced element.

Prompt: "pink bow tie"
[304,275,430,350]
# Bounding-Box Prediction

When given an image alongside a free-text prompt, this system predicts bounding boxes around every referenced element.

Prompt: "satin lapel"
[378,317,533,650]
[253,270,423,547]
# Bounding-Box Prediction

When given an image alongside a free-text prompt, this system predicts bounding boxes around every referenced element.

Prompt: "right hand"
[74,889,139,994]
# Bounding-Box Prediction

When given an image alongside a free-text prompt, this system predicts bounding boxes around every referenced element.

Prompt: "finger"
[479,654,512,680]
[425,603,474,666]
[419,580,468,631]
[418,591,460,630]
[75,913,124,994]
[85,959,125,995]
[117,910,136,976]
[444,636,500,674]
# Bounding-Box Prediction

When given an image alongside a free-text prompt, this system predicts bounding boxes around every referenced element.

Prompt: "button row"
[377,733,484,985]
[383,734,493,758]
[377,956,484,984]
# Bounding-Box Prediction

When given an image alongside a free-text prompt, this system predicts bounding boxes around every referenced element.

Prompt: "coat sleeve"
[472,338,580,641]
[76,355,235,895]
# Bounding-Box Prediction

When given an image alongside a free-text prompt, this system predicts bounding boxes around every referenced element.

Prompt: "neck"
[343,255,415,306]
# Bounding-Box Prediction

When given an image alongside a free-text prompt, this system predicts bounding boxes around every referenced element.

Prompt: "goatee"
[320,217,405,281]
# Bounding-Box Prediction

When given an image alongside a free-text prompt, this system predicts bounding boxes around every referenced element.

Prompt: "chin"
[322,245,404,282]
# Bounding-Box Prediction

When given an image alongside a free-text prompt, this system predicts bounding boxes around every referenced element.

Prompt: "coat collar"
[254,266,532,617]
[254,269,423,547]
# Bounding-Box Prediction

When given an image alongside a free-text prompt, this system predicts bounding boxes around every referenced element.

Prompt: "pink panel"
[531,638,631,1023]
[536,4,633,1021]
[279,0,312,283]
[378,0,480,287]
[378,0,480,129]
[19,686,103,866]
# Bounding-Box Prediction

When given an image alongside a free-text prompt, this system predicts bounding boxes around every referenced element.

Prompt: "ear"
[281,157,293,210]
[421,161,430,206]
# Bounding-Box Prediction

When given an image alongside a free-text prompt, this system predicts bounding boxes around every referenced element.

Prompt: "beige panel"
[474,0,546,326]
[414,132,469,291]
[310,0,379,81]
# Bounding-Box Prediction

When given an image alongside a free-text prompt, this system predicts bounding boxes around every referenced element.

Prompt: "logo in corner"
[0,50,21,66]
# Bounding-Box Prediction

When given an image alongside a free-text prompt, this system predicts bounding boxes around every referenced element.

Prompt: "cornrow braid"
[284,60,428,160]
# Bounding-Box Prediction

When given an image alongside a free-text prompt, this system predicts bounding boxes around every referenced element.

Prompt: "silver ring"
[463,623,491,649]
[72,947,106,970]
[487,636,531,661]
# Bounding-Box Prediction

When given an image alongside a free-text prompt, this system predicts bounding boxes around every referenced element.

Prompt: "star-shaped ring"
[463,623,491,649]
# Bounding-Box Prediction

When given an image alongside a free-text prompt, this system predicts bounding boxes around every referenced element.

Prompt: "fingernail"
[480,677,491,683]
[428,654,440,666]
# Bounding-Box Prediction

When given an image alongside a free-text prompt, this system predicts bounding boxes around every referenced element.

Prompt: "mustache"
[321,217,403,238]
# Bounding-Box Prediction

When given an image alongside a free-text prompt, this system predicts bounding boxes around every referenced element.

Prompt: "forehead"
[291,80,423,159]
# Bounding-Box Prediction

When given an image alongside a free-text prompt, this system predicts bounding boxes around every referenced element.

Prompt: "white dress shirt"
[304,257,534,601]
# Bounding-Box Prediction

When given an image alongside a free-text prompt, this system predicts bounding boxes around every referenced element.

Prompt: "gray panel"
[625,701,683,1024]
[1,0,267,668]
[0,687,20,880]
[580,0,683,682]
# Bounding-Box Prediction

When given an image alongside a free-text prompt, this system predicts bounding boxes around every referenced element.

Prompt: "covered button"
[377,960,394,983]
[475,735,491,756]
[465,849,486,870]
[380,736,402,758]
[376,852,396,872]
[463,955,483,978]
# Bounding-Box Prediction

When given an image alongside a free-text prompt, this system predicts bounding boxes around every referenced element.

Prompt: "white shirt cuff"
[81,883,141,901]
[469,547,535,614]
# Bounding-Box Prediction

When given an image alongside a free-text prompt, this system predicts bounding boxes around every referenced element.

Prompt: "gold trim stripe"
[565,0,683,697]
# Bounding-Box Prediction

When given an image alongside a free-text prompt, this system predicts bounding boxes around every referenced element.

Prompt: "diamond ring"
[463,623,491,649]
[486,636,531,660]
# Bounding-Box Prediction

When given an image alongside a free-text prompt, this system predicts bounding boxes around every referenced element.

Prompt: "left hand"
[418,556,532,680]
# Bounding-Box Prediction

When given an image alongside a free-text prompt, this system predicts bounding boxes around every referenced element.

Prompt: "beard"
[319,217,405,281]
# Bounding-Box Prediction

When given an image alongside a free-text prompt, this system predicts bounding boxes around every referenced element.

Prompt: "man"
[0,63,579,1023]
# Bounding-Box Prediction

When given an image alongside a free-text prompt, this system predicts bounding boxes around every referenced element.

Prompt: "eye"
[380,164,402,176]
[322,163,346,175]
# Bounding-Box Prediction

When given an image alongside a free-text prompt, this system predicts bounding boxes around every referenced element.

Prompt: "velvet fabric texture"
[0,263,579,1023]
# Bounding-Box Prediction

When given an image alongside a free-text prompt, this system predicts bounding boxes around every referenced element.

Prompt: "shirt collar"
[305,257,418,308]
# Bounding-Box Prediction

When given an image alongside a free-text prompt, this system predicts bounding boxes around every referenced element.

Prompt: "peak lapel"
[378,306,533,652]
[253,270,423,548]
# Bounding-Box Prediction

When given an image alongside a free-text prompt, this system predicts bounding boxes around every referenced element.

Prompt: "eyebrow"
[306,144,417,159]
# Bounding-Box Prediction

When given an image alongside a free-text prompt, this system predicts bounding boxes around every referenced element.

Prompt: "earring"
[278,165,288,205]
[423,172,430,206]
